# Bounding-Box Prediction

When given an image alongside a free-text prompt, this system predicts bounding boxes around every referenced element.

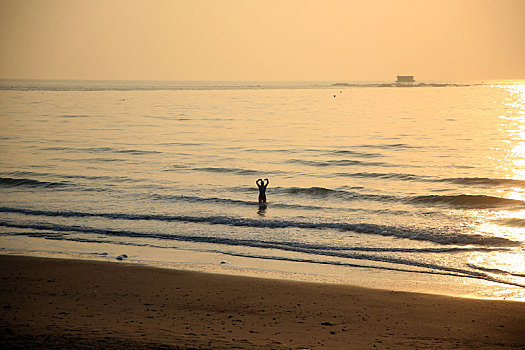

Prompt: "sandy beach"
[0,255,523,349]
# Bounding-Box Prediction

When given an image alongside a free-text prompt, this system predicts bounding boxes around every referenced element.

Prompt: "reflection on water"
[467,249,525,300]
[495,83,525,237]
[498,83,525,179]
[257,203,267,216]
[467,83,525,296]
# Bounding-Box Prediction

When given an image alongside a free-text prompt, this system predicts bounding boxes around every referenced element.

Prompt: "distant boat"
[396,75,415,86]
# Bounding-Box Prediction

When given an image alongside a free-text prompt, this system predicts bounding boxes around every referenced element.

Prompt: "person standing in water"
[256,178,269,204]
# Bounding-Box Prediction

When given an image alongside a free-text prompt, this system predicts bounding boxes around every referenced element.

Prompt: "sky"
[0,0,524,81]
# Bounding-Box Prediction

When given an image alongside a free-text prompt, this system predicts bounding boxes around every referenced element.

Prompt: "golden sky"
[0,0,524,81]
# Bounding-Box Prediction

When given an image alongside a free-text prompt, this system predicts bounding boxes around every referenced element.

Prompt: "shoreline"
[1,254,524,349]
[2,238,523,302]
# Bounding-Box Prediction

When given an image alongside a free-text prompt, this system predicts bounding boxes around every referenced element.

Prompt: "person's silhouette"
[256,178,269,204]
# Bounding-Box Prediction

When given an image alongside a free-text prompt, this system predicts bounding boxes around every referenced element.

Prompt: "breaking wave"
[0,207,520,247]
[275,186,525,210]
[0,177,68,189]
[1,221,522,288]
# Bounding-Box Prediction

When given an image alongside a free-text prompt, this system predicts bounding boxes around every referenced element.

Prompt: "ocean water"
[1,80,524,300]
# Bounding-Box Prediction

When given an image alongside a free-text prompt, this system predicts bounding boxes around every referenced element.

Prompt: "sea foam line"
[1,222,522,288]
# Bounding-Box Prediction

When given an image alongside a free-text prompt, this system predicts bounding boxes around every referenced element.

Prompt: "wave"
[335,171,429,182]
[275,186,398,202]
[3,171,139,184]
[443,177,525,188]
[110,148,161,155]
[66,157,125,163]
[325,149,384,158]
[466,264,525,278]
[266,186,525,210]
[1,222,503,255]
[158,185,525,211]
[409,194,525,209]
[43,146,161,155]
[0,175,116,193]
[151,194,256,205]
[150,193,328,211]
[56,114,93,118]
[152,191,415,215]
[4,171,520,211]
[286,170,525,190]
[151,191,418,215]
[1,221,509,271]
[170,165,296,177]
[1,221,522,288]
[356,143,422,150]
[287,159,393,167]
[216,252,523,288]
[0,177,68,189]
[494,218,525,228]
[171,166,525,192]
[0,207,520,247]
[191,167,259,175]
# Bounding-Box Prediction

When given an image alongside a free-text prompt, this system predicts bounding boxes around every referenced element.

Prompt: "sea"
[0,79,524,300]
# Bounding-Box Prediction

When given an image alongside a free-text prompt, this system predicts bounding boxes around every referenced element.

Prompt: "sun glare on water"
[464,82,525,300]
[497,82,525,200]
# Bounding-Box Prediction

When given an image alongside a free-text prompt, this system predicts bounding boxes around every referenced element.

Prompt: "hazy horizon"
[1,0,524,81]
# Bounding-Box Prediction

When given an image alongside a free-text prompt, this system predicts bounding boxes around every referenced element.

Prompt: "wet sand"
[0,255,523,349]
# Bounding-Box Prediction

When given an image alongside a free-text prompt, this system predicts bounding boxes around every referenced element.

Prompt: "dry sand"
[0,255,523,349]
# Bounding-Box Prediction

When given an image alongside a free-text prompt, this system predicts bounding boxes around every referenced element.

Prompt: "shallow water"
[0,80,524,300]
